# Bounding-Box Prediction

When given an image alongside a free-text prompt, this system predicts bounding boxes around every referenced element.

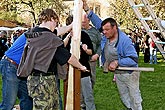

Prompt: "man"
[82,1,143,110]
[63,15,96,110]
[82,14,101,89]
[17,8,87,110]
[0,33,33,110]
[148,33,158,64]
[0,31,8,60]
[0,10,74,110]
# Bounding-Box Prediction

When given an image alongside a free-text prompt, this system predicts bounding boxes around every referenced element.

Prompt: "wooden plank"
[117,67,154,72]
[64,68,81,110]
[65,0,83,110]
[66,65,74,110]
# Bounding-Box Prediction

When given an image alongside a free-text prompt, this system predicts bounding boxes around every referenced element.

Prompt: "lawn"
[92,52,165,110]
[0,52,165,110]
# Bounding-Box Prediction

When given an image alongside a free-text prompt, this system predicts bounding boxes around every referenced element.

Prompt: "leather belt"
[2,55,18,68]
[31,71,55,76]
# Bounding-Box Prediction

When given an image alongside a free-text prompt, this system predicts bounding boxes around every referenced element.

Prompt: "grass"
[0,52,165,110]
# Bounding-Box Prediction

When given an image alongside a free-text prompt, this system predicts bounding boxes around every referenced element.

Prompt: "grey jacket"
[17,29,63,77]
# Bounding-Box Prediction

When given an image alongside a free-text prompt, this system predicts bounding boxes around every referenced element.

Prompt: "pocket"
[27,76,40,98]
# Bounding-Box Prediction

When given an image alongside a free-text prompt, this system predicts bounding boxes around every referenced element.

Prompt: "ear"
[113,25,117,29]
[51,17,54,22]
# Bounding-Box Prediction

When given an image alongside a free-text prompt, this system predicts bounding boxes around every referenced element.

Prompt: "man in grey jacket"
[82,14,101,89]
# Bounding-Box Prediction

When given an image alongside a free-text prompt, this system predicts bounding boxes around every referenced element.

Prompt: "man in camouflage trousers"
[17,8,88,110]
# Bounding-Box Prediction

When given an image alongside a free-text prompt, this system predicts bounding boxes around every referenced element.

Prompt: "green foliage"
[0,0,68,25]
[109,0,165,31]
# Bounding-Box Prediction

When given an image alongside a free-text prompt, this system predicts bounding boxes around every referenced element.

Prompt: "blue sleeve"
[87,11,102,30]
[118,37,138,67]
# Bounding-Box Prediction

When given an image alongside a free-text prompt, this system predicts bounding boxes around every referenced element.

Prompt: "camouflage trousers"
[27,74,59,110]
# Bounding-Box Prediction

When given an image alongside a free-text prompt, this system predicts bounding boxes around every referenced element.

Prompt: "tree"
[0,0,68,26]
[108,0,165,32]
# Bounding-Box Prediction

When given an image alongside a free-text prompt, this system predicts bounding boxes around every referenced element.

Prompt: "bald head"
[82,14,90,29]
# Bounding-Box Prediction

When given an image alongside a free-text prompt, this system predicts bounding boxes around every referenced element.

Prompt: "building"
[64,0,113,20]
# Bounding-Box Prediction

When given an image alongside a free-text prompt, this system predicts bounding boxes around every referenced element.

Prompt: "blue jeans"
[0,59,33,110]
[17,78,33,110]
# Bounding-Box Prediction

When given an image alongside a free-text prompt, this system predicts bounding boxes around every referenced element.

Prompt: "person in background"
[143,34,150,63]
[17,9,87,110]
[63,15,96,110]
[6,37,12,48]
[132,33,140,57]
[148,33,159,64]
[82,14,101,89]
[12,30,22,42]
[0,31,8,60]
[82,1,143,110]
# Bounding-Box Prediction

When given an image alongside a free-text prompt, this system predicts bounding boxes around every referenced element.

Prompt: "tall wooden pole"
[65,0,83,110]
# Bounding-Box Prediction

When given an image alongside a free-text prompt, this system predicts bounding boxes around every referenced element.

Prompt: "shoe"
[80,104,86,110]
[112,75,116,82]
[112,78,116,82]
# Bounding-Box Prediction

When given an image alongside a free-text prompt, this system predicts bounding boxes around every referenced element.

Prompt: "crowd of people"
[0,0,163,110]
[128,29,162,64]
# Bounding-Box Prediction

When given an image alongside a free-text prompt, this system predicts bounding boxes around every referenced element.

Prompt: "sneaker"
[80,104,86,110]
[13,105,20,110]
[112,75,116,82]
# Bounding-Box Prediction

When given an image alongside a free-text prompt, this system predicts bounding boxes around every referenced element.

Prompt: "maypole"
[65,0,83,110]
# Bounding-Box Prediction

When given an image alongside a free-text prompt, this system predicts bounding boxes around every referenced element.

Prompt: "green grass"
[1,52,165,110]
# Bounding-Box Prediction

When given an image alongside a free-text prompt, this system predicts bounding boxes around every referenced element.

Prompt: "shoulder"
[119,30,131,41]
[118,30,132,46]
[81,30,89,36]
[90,26,100,32]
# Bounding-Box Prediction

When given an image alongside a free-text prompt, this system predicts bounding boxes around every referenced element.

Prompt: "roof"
[0,19,17,28]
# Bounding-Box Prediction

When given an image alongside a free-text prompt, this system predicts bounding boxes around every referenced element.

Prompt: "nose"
[103,30,106,35]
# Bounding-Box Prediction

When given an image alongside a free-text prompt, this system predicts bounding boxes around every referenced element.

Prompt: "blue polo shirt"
[5,33,26,64]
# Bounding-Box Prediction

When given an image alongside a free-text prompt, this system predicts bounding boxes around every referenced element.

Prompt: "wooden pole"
[65,0,83,110]
[74,69,81,110]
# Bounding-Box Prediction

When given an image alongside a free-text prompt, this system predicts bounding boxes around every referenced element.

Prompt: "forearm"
[118,57,138,67]
[63,33,71,47]
[87,11,102,30]
[85,49,92,55]
[68,55,84,69]
[56,23,72,36]
[83,0,102,30]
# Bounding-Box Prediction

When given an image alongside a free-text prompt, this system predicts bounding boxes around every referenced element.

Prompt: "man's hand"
[108,60,118,72]
[79,66,89,72]
[90,54,99,61]
[82,0,89,12]
[82,44,88,51]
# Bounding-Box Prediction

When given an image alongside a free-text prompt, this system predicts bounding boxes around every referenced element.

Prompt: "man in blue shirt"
[0,33,33,110]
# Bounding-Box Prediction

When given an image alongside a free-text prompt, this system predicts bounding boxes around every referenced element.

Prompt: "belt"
[31,71,55,76]
[2,55,18,68]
